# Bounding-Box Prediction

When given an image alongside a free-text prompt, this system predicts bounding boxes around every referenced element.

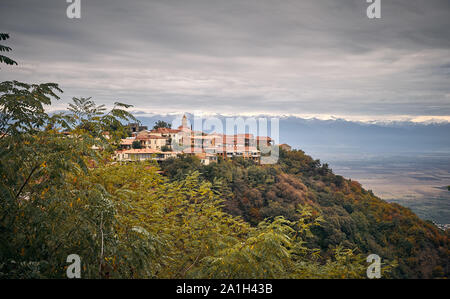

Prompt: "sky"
[0,0,449,122]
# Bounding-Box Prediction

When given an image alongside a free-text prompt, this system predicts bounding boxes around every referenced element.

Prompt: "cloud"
[0,0,449,120]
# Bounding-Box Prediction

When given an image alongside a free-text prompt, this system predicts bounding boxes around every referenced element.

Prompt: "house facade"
[115,115,275,165]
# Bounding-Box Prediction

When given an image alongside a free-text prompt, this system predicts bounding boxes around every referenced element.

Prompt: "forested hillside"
[0,81,448,278]
[160,151,450,278]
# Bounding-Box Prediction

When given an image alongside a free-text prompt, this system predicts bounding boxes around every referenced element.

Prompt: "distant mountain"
[278,116,450,158]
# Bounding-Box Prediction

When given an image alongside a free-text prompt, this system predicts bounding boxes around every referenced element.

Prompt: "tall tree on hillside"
[153,120,171,130]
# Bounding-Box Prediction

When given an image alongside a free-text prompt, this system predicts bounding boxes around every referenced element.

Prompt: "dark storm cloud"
[0,0,449,121]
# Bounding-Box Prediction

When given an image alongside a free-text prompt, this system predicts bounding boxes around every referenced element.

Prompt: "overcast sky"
[0,0,449,121]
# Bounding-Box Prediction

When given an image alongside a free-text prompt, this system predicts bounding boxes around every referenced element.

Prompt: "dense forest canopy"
[161,150,450,278]
[0,80,448,278]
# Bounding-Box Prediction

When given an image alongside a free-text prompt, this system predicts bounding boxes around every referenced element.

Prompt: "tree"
[153,120,171,130]
[86,164,370,279]
[0,83,399,278]
[132,140,142,149]
[0,81,61,137]
[159,148,447,278]
[0,33,17,66]
[2,81,444,279]
[161,145,171,152]
[0,82,144,278]
[67,97,137,146]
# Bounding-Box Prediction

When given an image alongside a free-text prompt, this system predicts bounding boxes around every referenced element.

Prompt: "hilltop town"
[114,115,291,165]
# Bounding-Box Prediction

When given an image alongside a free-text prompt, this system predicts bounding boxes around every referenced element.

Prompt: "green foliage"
[0,33,18,66]
[1,81,447,279]
[0,81,62,135]
[66,97,137,146]
[160,155,204,180]
[153,120,171,130]
[85,163,371,279]
[161,145,171,152]
[132,140,142,149]
[0,82,144,278]
[159,148,449,278]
